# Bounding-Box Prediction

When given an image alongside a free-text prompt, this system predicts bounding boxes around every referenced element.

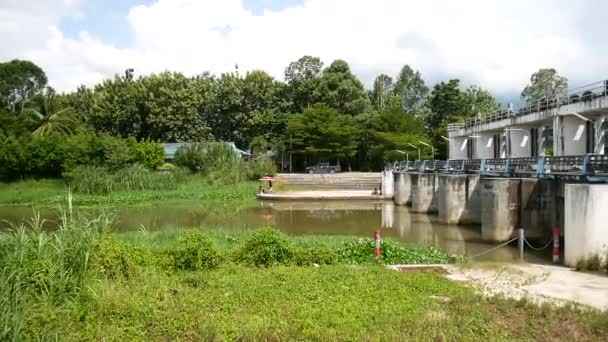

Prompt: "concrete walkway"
[257,190,382,201]
[444,263,608,310]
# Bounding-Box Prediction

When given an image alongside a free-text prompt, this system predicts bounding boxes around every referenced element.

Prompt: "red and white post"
[374,230,381,258]
[552,228,560,264]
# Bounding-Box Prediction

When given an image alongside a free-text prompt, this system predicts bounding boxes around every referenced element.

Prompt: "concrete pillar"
[381,171,394,200]
[411,173,439,213]
[393,173,411,206]
[481,178,520,242]
[564,184,608,267]
[449,137,468,159]
[437,174,481,225]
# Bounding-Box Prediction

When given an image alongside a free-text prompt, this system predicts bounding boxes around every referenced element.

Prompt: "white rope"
[470,237,518,259]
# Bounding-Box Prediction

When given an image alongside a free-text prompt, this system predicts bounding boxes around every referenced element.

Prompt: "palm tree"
[23,91,78,136]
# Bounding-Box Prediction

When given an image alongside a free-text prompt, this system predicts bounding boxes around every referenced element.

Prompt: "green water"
[0,200,549,262]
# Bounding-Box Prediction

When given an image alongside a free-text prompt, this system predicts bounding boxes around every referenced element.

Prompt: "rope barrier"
[469,237,518,259]
[524,238,554,251]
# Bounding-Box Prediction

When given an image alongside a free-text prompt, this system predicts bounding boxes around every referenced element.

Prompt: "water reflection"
[0,200,548,262]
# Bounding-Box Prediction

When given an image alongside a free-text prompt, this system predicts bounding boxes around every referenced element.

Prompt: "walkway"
[257,190,381,201]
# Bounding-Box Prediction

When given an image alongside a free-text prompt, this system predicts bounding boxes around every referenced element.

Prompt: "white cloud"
[2,0,607,97]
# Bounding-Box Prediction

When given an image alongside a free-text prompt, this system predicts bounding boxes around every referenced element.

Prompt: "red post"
[374,230,381,258]
[552,228,560,264]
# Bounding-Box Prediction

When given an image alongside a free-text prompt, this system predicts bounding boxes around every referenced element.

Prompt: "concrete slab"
[257,190,382,201]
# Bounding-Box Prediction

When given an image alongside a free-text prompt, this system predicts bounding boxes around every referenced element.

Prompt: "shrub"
[128,138,164,170]
[576,254,603,272]
[235,228,294,267]
[293,242,336,266]
[170,232,221,271]
[174,143,207,173]
[96,236,149,279]
[246,156,277,179]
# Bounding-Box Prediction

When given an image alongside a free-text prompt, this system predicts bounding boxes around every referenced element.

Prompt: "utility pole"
[289,134,293,173]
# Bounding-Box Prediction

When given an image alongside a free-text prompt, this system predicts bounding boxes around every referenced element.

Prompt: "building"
[162,142,252,161]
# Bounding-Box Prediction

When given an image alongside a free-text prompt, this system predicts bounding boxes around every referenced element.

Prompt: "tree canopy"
[0,59,47,112]
[521,68,568,102]
[287,104,360,161]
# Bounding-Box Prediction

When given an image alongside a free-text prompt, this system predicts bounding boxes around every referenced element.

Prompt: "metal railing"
[447,80,608,131]
[389,153,608,179]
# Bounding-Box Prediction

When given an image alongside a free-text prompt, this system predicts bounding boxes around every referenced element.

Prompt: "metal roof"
[162,142,251,159]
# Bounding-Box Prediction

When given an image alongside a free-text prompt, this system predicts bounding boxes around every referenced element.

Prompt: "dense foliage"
[0,132,164,180]
[0,57,567,171]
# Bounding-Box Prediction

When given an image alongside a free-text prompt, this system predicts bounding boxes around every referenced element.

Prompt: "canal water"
[0,200,549,263]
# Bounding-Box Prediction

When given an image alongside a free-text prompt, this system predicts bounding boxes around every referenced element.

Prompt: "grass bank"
[0,176,260,207]
[1,217,607,340]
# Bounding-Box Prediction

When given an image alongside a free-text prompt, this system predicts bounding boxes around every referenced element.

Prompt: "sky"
[2,0,608,103]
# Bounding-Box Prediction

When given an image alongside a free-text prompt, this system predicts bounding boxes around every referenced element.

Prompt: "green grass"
[46,266,608,341]
[1,217,607,341]
[0,177,260,207]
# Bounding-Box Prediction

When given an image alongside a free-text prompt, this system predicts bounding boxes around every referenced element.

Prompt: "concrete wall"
[450,137,468,159]
[564,184,608,267]
[557,115,587,156]
[411,173,439,213]
[508,129,530,158]
[474,133,495,159]
[393,173,411,206]
[437,174,481,224]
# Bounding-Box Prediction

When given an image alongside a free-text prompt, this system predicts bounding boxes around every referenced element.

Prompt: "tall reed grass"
[0,209,111,340]
[64,164,189,195]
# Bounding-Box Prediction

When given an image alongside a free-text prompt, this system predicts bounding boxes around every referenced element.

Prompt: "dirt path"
[444,263,608,310]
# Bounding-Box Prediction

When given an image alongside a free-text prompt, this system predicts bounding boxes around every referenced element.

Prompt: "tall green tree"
[393,65,429,111]
[0,59,47,112]
[284,56,323,113]
[314,60,369,116]
[521,68,568,102]
[464,85,500,118]
[287,104,360,162]
[427,79,468,159]
[370,74,395,109]
[368,107,428,166]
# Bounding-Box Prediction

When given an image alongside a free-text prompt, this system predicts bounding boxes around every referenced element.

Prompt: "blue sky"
[59,0,305,48]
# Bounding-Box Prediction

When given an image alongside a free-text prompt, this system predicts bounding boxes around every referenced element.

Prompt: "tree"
[23,89,78,136]
[286,104,360,162]
[0,60,47,112]
[393,65,429,111]
[314,60,370,116]
[464,85,499,118]
[521,68,568,103]
[284,56,323,113]
[368,108,429,167]
[426,79,469,159]
[370,74,394,109]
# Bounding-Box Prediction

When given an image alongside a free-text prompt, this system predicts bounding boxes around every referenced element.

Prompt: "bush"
[128,138,164,170]
[170,232,221,271]
[235,228,294,267]
[576,254,603,272]
[293,242,336,266]
[96,236,149,279]
[174,143,207,173]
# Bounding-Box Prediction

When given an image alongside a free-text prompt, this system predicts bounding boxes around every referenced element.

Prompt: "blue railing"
[389,154,608,179]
